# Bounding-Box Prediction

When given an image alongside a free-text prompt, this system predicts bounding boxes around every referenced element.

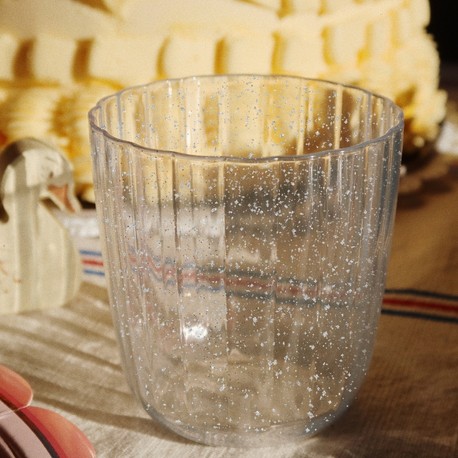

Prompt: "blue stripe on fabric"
[385,289,458,303]
[381,308,458,324]
[83,269,105,277]
[80,249,103,257]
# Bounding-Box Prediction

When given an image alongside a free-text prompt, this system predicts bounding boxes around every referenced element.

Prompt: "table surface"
[1,94,457,457]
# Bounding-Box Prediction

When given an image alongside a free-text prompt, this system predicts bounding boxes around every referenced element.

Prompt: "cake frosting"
[0,0,447,200]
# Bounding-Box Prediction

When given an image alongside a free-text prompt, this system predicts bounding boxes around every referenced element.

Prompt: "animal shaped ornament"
[0,138,82,314]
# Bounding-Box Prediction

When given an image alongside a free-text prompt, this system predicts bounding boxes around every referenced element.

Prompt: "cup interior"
[90,75,403,161]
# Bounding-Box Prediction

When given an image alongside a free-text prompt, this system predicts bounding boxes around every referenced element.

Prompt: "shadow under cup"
[89,75,403,447]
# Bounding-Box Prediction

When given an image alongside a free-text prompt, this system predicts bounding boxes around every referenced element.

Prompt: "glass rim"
[89,74,404,164]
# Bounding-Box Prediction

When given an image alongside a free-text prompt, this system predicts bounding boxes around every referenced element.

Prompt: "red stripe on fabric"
[383,297,458,315]
[81,259,104,267]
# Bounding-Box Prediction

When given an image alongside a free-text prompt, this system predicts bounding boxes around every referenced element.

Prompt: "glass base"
[143,400,351,447]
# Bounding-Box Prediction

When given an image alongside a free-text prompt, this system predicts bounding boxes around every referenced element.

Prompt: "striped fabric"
[383,289,458,323]
[79,248,458,323]
[80,249,104,281]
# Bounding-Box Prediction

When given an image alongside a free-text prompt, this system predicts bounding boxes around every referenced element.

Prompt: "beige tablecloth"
[1,158,457,457]
[3,66,458,455]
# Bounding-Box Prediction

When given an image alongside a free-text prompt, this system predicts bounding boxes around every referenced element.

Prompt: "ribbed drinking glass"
[89,75,403,447]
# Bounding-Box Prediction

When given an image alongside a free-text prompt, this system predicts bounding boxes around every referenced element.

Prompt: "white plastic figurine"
[0,138,81,314]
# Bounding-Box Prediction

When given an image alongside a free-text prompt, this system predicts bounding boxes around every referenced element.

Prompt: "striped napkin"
[66,209,458,324]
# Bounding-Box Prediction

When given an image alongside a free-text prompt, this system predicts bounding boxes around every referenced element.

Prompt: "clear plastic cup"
[89,75,403,447]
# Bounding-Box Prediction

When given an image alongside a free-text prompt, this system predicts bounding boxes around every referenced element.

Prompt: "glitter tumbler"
[89,75,403,447]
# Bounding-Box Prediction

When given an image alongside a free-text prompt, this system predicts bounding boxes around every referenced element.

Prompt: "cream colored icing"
[0,0,446,201]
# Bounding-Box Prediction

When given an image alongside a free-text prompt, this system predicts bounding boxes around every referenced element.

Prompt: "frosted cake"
[0,0,446,200]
